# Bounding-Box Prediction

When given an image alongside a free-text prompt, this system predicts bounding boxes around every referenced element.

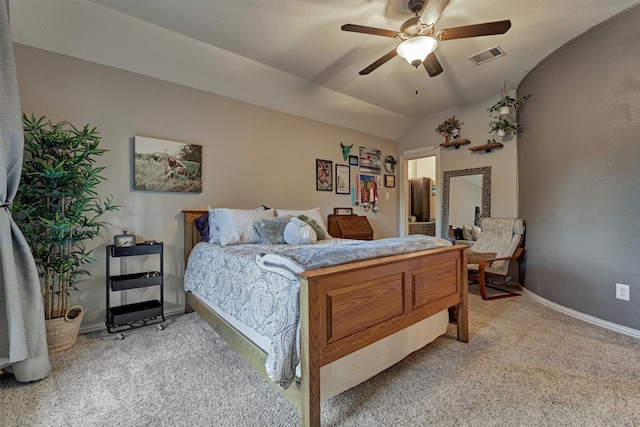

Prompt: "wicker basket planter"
[45,306,83,353]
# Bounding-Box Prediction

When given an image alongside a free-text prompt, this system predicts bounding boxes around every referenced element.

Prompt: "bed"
[182,209,468,426]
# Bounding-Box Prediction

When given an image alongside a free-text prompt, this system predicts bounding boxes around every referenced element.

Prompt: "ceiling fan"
[341,0,511,77]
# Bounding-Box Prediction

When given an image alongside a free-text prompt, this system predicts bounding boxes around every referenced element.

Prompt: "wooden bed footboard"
[182,210,468,427]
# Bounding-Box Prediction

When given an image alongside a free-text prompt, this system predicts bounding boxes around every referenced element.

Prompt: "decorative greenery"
[12,114,119,320]
[435,116,463,135]
[488,94,531,114]
[489,117,523,134]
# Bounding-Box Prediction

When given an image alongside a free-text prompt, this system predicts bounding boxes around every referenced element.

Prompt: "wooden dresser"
[327,214,374,240]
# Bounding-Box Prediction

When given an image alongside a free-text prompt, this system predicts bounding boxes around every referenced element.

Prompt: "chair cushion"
[469,218,524,275]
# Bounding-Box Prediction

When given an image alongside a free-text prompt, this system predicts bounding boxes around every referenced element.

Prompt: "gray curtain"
[0,0,50,382]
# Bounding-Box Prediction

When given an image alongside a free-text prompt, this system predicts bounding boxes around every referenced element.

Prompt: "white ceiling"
[9,0,639,140]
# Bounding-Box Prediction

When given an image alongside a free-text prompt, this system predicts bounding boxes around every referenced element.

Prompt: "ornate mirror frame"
[441,166,491,238]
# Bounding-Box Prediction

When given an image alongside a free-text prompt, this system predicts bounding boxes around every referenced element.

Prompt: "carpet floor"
[2,290,639,426]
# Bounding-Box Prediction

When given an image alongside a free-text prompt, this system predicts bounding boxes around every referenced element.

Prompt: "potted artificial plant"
[488,94,531,116]
[489,117,523,137]
[436,116,463,143]
[12,114,118,352]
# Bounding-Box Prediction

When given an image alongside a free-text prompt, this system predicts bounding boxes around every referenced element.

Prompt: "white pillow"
[275,207,328,233]
[284,217,317,245]
[472,225,482,240]
[215,208,275,246]
[463,225,474,241]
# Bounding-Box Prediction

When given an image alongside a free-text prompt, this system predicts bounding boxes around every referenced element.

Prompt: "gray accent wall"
[518,5,640,329]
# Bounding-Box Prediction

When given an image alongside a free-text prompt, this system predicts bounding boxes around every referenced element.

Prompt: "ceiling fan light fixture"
[397,36,438,67]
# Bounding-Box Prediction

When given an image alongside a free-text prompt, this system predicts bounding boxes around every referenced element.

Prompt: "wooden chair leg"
[472,271,520,301]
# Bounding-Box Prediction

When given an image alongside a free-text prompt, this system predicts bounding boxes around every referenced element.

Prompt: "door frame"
[398,147,441,237]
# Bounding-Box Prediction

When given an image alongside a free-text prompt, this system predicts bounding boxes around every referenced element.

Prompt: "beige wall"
[14,44,399,330]
[399,95,520,232]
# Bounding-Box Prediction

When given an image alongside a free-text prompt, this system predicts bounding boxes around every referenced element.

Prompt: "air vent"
[468,45,506,65]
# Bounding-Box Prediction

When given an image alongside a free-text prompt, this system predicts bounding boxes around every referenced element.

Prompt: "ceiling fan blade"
[341,23,399,38]
[359,49,398,75]
[436,20,511,40]
[423,52,443,77]
[419,0,451,26]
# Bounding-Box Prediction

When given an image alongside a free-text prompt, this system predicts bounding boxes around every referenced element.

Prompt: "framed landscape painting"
[134,136,202,193]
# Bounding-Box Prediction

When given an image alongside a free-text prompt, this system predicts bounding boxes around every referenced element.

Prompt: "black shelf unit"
[106,243,164,335]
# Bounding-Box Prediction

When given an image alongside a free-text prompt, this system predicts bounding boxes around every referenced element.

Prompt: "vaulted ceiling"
[9,0,639,140]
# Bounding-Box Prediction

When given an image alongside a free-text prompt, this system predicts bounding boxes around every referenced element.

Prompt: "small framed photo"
[348,155,358,166]
[335,164,350,194]
[384,174,395,188]
[316,159,333,191]
[334,207,353,215]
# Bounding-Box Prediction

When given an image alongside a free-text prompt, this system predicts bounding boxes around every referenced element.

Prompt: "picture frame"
[348,155,358,166]
[359,146,382,174]
[384,174,396,188]
[134,136,203,193]
[316,159,333,191]
[334,207,353,215]
[335,164,350,194]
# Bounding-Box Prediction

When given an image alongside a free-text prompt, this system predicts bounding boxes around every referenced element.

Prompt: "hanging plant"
[489,117,523,135]
[12,114,119,321]
[488,94,531,115]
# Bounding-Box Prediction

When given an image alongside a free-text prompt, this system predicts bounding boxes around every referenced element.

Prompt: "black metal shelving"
[106,243,164,337]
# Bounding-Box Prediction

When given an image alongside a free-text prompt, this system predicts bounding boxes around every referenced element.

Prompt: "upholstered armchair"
[466,218,525,300]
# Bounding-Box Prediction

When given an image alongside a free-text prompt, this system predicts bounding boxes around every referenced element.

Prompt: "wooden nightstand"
[327,214,373,240]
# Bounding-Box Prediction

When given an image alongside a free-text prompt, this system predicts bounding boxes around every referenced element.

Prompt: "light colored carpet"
[2,290,639,426]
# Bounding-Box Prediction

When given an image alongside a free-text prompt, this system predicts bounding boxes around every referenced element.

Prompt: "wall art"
[316,159,333,191]
[335,164,350,194]
[134,136,202,193]
[359,146,381,174]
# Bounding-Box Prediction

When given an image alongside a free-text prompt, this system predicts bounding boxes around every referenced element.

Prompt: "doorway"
[399,147,440,237]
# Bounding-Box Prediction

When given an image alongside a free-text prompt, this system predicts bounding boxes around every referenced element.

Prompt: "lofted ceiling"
[9,0,639,140]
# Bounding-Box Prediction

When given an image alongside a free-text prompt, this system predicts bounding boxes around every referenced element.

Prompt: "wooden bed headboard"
[183,209,207,265]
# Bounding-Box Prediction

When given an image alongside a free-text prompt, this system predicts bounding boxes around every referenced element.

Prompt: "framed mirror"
[441,166,491,238]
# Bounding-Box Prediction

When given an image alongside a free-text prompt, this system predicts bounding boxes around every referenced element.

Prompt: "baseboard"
[521,288,640,339]
[79,306,185,334]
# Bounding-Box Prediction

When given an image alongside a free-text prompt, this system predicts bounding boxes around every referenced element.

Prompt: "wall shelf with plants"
[436,116,469,149]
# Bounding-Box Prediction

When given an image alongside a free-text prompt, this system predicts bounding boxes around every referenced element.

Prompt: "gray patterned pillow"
[253,215,293,245]
[216,208,275,246]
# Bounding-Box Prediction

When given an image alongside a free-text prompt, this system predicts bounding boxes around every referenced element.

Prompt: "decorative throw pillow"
[284,217,317,245]
[463,225,474,241]
[253,215,293,245]
[275,207,328,234]
[215,208,275,246]
[472,225,482,240]
[297,214,326,240]
[207,206,221,244]
[194,213,210,242]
